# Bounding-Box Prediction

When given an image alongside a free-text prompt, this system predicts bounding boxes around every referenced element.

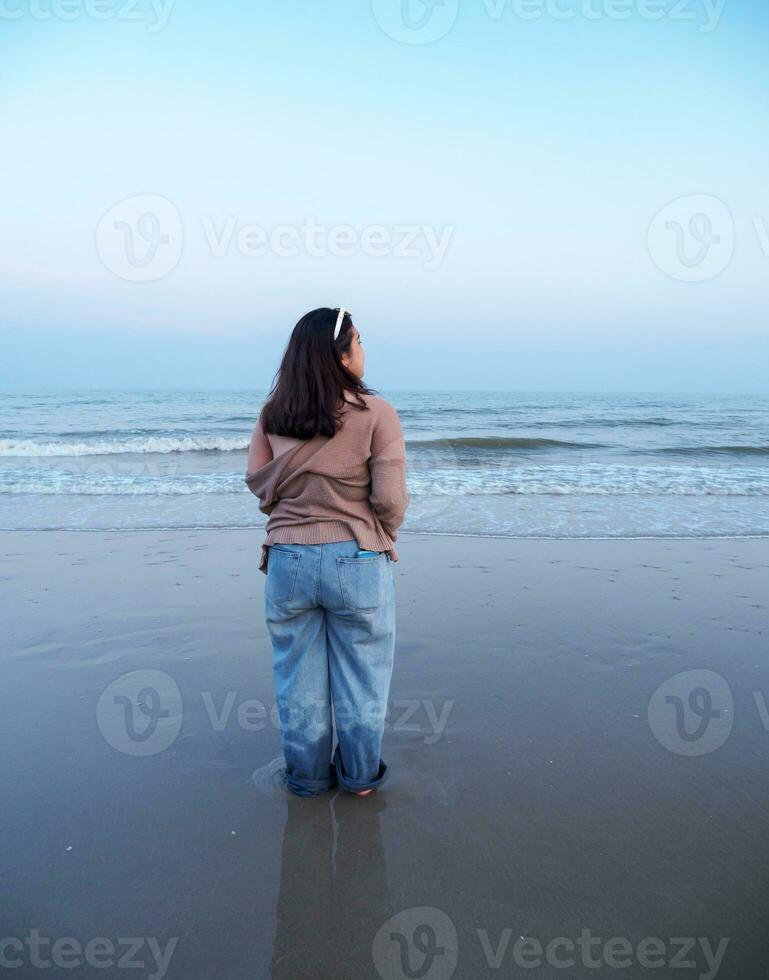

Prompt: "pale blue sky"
[2,0,768,391]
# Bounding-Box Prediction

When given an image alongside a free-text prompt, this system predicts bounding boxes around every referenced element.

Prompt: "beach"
[3,527,768,979]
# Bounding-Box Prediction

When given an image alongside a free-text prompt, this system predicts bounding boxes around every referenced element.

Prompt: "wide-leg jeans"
[264,538,396,796]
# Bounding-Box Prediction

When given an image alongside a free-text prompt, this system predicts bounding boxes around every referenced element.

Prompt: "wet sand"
[2,529,769,979]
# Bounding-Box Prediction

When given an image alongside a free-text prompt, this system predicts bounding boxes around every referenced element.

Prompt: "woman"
[245,307,409,798]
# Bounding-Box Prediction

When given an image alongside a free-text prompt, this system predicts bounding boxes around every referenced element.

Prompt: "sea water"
[1,389,768,538]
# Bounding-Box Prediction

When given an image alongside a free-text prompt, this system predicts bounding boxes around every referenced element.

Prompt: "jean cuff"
[333,745,388,792]
[284,763,337,797]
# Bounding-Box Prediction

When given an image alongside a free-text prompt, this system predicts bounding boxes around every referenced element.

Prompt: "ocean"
[1,389,768,538]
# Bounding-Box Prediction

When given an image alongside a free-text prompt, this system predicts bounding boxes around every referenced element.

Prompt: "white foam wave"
[0,436,249,457]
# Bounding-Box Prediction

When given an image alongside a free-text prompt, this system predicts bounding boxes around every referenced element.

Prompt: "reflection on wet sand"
[271,790,392,979]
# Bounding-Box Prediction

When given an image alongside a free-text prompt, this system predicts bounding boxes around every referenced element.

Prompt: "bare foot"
[353,788,374,796]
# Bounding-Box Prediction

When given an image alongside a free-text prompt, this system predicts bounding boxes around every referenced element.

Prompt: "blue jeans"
[264,538,396,796]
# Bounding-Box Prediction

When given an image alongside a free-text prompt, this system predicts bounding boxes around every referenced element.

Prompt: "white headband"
[333,307,347,340]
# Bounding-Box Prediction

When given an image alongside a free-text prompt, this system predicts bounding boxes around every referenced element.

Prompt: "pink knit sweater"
[245,393,409,574]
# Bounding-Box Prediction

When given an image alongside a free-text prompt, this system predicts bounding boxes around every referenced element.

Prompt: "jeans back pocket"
[336,555,382,610]
[266,548,300,604]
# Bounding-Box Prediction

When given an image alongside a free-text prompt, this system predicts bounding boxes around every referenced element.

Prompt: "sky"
[1,0,768,392]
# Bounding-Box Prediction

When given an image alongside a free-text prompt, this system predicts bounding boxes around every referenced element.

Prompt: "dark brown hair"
[259,308,378,439]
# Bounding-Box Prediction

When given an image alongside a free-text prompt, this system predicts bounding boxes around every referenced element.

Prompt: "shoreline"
[4,525,769,540]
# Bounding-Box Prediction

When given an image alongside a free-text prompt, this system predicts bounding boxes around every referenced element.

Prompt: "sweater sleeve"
[246,414,273,478]
[244,414,277,512]
[368,400,409,540]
